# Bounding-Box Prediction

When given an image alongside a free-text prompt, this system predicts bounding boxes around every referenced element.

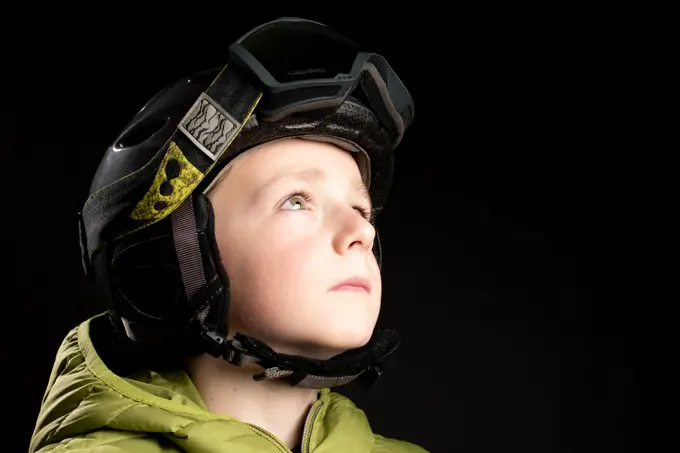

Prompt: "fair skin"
[184,137,382,449]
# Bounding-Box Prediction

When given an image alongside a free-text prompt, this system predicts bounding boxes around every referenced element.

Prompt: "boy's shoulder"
[372,433,430,452]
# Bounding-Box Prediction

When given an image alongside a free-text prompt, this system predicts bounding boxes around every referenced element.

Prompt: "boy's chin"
[243,323,376,360]
[302,331,375,360]
[264,333,371,361]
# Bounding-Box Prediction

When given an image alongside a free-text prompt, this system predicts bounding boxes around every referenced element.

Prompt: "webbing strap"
[168,64,263,307]
[224,342,365,388]
[289,372,364,389]
[171,196,205,300]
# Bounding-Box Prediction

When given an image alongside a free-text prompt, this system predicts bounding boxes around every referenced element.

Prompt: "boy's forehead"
[206,137,370,198]
[268,166,367,191]
[243,138,368,182]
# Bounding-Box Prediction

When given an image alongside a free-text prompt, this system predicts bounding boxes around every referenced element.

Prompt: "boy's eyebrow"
[355,179,372,208]
[265,168,372,207]
[289,168,326,183]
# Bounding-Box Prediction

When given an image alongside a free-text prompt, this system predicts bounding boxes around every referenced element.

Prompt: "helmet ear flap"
[96,192,232,348]
[112,234,183,321]
[106,220,185,344]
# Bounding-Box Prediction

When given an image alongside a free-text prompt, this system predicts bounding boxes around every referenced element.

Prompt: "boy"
[30,17,424,452]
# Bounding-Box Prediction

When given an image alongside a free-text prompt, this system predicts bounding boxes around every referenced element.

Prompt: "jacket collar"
[75,314,376,452]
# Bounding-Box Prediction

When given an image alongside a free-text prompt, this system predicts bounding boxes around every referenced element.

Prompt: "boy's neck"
[185,353,320,449]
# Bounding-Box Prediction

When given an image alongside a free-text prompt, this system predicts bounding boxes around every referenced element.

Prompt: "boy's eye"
[281,194,309,211]
[354,206,372,222]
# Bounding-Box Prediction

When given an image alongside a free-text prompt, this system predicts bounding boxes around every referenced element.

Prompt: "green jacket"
[30,315,428,452]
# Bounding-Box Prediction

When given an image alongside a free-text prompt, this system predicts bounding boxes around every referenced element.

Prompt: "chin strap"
[200,327,401,389]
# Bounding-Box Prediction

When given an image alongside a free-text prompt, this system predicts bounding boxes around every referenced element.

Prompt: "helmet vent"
[117,116,169,149]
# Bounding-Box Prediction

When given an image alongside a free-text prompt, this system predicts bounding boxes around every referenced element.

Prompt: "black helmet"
[79,17,414,389]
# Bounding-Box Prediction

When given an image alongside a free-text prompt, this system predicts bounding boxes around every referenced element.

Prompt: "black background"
[3,8,671,453]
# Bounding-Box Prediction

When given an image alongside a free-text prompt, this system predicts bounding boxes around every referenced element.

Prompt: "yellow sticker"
[130,142,203,221]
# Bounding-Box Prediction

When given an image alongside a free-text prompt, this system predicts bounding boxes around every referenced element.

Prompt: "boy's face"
[207,138,381,360]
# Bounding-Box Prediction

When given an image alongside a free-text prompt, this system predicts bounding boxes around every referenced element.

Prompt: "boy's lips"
[330,277,372,294]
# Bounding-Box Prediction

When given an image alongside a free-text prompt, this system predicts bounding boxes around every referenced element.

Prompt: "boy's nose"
[333,209,375,256]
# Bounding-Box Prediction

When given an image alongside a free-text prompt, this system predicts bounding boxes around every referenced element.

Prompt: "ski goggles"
[229,17,414,145]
